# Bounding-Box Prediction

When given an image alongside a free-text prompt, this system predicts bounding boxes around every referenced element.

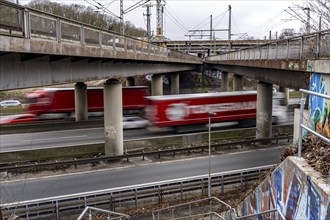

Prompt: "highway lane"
[0,128,156,153]
[0,146,284,204]
[0,110,294,153]
[0,124,251,153]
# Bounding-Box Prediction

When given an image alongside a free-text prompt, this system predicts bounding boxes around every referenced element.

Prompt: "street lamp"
[208,112,216,198]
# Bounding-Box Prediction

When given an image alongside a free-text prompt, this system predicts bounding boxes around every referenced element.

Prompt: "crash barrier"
[1,165,273,219]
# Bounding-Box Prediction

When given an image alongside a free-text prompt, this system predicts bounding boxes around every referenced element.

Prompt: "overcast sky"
[19,0,308,40]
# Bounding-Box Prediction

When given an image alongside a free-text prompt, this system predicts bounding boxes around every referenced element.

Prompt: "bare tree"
[279,28,296,39]
[26,0,147,37]
[305,0,330,30]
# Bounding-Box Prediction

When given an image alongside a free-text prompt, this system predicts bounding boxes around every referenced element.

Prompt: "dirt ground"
[281,135,330,177]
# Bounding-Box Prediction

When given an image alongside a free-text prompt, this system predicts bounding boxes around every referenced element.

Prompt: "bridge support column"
[74,82,88,121]
[256,81,273,143]
[279,86,289,106]
[221,71,229,91]
[233,75,243,91]
[126,76,135,86]
[103,79,123,157]
[171,73,180,94]
[151,74,163,96]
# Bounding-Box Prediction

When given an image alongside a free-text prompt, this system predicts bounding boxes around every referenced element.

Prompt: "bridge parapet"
[206,29,330,62]
[0,1,201,64]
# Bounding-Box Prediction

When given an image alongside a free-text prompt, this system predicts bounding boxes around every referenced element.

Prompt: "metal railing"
[152,197,234,220]
[77,206,130,220]
[298,89,330,158]
[206,29,330,61]
[0,1,200,63]
[236,209,282,220]
[0,1,165,56]
[0,165,273,220]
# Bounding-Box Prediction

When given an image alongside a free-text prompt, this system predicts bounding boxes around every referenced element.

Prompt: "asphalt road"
[0,126,220,153]
[0,127,153,153]
[0,114,294,153]
[0,146,284,204]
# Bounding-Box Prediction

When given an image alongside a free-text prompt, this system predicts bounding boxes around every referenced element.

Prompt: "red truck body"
[144,91,257,128]
[25,86,149,117]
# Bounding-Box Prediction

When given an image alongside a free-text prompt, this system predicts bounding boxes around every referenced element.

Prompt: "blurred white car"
[0,100,21,107]
[123,116,149,129]
[0,113,38,125]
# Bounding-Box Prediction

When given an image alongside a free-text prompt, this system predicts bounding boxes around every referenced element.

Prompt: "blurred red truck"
[144,91,258,129]
[25,86,149,119]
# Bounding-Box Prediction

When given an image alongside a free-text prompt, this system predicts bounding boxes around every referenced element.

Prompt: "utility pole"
[156,0,164,40]
[303,7,310,33]
[210,15,213,40]
[187,6,232,41]
[143,3,153,40]
[120,0,124,35]
[228,5,231,40]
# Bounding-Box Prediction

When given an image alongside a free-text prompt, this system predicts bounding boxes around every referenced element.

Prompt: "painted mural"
[232,157,330,220]
[309,72,330,138]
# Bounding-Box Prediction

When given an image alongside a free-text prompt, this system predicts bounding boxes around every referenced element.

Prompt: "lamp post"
[208,112,216,198]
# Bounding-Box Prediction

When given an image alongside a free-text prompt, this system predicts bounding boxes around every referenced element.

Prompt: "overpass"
[1,1,330,158]
[204,30,330,89]
[0,0,203,158]
[1,2,330,217]
[166,39,273,56]
[0,1,202,91]
[205,29,330,142]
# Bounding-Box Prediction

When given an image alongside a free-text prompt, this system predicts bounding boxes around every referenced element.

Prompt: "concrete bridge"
[1,1,330,158]
[0,1,202,91]
[166,39,273,56]
[205,29,330,142]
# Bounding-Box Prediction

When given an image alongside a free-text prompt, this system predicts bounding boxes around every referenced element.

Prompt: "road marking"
[20,135,87,142]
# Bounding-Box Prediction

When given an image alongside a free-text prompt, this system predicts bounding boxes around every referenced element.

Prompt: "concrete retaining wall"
[233,156,330,219]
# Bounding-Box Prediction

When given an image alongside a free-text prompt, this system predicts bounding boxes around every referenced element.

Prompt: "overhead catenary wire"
[164,10,187,34]
[234,10,297,39]
[165,1,189,32]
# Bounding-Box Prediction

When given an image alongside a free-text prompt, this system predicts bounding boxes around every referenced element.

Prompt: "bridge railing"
[207,29,330,61]
[0,1,174,59]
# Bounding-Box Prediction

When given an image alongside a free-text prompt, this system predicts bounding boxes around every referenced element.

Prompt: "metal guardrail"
[152,196,233,220]
[298,89,330,157]
[0,165,274,219]
[235,209,281,220]
[0,135,292,173]
[0,1,201,63]
[206,29,330,61]
[77,206,130,220]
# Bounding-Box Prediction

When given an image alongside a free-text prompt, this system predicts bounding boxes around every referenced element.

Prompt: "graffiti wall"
[233,157,330,219]
[309,73,330,138]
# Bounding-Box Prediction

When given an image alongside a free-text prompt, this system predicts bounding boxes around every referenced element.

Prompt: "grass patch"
[289,91,307,99]
[0,106,26,116]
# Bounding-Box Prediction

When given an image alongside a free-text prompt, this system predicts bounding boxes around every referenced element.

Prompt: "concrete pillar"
[233,75,243,91]
[221,71,229,91]
[171,73,180,94]
[103,79,123,157]
[279,86,289,106]
[74,82,88,121]
[256,81,273,142]
[126,76,135,86]
[151,74,163,96]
